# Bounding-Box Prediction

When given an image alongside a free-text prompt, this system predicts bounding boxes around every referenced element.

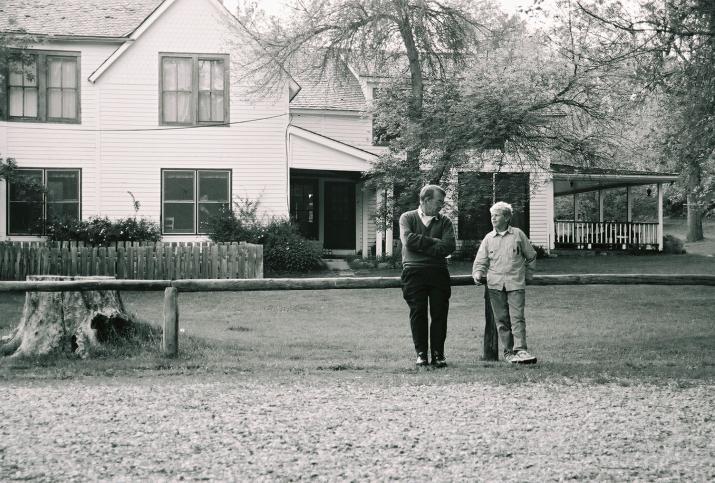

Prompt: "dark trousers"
[401,266,451,356]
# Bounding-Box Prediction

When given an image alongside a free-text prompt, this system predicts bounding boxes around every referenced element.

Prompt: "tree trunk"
[686,194,704,242]
[0,276,135,358]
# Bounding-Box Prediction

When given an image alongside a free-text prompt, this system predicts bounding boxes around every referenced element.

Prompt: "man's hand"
[474,273,486,286]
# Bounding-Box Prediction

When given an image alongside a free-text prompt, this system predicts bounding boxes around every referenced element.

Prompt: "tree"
[574,0,715,241]
[369,3,633,224]
[242,0,486,172]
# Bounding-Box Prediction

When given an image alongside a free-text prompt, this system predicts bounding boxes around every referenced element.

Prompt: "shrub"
[662,234,686,254]
[207,205,322,273]
[262,221,323,273]
[45,216,161,246]
[533,245,549,259]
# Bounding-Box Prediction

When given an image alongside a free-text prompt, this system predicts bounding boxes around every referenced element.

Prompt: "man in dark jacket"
[399,184,456,367]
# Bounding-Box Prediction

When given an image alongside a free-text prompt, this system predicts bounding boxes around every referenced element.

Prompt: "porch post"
[376,188,384,258]
[657,183,664,251]
[385,187,394,256]
[626,186,633,222]
[362,187,369,258]
[598,190,604,222]
[573,193,579,220]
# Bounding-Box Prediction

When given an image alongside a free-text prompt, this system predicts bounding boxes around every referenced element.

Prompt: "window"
[4,51,80,122]
[7,168,81,235]
[160,54,229,126]
[457,172,530,240]
[162,169,231,234]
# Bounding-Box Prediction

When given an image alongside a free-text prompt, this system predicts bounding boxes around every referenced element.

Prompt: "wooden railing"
[554,221,659,250]
[0,241,263,281]
[2,274,714,359]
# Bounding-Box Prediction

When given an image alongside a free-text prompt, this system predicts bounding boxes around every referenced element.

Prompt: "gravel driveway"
[1,376,713,481]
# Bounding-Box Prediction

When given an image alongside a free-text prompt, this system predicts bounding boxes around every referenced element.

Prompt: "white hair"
[489,201,513,218]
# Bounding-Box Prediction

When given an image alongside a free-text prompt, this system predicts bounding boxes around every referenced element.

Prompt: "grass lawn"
[1,250,713,384]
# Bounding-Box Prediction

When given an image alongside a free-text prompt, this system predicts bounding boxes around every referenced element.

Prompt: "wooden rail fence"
[0,241,263,280]
[1,274,713,359]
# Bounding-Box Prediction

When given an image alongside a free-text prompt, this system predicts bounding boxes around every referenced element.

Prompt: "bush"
[207,206,322,273]
[45,216,161,246]
[663,234,686,254]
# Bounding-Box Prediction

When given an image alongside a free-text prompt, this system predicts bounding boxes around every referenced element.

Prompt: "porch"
[551,164,678,252]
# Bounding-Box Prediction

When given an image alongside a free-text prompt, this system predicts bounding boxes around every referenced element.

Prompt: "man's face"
[421,192,445,217]
[491,210,509,231]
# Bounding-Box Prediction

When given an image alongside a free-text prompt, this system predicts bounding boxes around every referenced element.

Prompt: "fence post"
[482,287,498,361]
[163,287,179,356]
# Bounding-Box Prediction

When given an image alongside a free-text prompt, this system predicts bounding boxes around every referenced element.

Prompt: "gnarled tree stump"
[0,275,135,358]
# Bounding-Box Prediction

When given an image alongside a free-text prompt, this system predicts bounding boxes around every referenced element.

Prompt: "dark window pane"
[495,173,530,236]
[9,170,43,202]
[47,202,79,222]
[198,171,229,202]
[457,173,493,240]
[47,170,79,202]
[198,202,228,232]
[9,202,43,234]
[163,171,195,201]
[164,203,194,233]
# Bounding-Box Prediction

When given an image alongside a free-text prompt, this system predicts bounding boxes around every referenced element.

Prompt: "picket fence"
[0,241,263,281]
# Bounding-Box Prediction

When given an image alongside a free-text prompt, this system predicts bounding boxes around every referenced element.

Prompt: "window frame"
[6,167,82,236]
[3,50,81,124]
[158,53,230,127]
[161,168,232,235]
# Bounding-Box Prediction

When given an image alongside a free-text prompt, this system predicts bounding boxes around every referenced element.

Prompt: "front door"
[324,182,356,250]
[290,178,319,240]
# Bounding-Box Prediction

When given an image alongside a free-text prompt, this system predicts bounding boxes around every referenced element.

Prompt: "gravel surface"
[1,376,713,482]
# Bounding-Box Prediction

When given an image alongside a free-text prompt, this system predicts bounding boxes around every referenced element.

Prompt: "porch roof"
[551,163,679,196]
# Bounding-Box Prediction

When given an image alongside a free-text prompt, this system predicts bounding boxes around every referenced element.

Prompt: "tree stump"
[0,275,135,358]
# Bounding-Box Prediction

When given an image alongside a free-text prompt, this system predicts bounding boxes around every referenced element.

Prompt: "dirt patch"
[0,376,712,481]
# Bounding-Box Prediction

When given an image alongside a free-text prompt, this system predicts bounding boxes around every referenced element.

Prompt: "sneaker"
[511,350,537,364]
[415,352,429,367]
[431,352,447,368]
[503,351,516,363]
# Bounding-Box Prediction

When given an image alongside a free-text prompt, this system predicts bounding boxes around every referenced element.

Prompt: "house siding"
[290,111,377,153]
[1,0,291,241]
[0,41,115,239]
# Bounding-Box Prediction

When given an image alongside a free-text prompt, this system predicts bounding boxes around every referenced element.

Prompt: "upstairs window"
[7,168,81,235]
[162,169,231,235]
[160,54,229,126]
[5,51,80,123]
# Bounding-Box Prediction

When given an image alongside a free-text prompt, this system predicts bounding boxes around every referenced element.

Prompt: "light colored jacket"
[472,226,536,291]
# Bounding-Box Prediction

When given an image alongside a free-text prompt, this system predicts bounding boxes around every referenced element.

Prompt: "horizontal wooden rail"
[3,274,714,359]
[1,274,715,293]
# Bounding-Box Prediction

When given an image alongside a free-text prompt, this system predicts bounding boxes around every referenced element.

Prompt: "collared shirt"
[417,206,435,227]
[472,226,537,291]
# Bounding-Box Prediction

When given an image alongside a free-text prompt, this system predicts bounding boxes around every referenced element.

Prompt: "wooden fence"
[0,241,263,281]
[2,274,714,358]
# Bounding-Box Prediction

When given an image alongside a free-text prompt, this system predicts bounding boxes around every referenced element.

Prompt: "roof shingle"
[0,0,165,38]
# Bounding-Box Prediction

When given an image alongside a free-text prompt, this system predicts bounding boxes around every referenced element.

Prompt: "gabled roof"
[0,0,164,39]
[290,59,367,112]
[288,125,378,161]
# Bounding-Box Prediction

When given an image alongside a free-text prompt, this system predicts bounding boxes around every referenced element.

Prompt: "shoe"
[431,352,447,368]
[503,351,516,363]
[511,350,537,364]
[415,352,429,367]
